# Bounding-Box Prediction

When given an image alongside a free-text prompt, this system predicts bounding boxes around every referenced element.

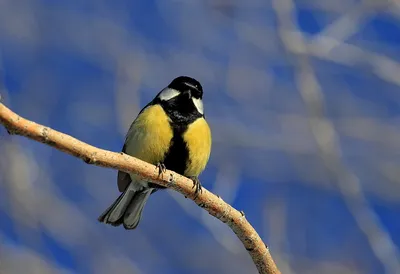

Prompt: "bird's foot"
[156,162,167,176]
[189,176,203,196]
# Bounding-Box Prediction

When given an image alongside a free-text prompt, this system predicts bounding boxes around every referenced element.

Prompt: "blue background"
[1,1,400,273]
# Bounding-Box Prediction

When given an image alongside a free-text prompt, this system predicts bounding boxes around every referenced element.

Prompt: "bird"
[98,76,212,230]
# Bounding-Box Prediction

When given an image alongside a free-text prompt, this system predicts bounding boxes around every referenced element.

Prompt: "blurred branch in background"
[168,162,243,254]
[0,102,281,274]
[272,0,400,273]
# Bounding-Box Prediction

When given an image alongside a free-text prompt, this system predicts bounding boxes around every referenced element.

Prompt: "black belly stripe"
[163,132,188,175]
[148,125,189,189]
[147,96,202,190]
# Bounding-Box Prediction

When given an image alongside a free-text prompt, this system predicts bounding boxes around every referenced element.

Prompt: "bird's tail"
[98,183,152,230]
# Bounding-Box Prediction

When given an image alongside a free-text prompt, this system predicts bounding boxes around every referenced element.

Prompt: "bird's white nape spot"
[158,88,180,101]
[192,97,204,114]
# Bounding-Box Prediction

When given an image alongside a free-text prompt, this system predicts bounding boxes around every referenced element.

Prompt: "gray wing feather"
[118,144,132,192]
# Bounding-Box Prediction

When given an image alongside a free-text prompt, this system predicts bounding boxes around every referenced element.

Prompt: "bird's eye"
[191,88,202,98]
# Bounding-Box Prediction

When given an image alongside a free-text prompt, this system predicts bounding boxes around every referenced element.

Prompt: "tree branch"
[0,102,281,274]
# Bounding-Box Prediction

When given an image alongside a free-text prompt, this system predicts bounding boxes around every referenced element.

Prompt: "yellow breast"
[183,117,212,177]
[124,104,173,165]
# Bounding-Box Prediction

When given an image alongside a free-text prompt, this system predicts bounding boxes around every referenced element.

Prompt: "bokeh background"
[1,0,400,273]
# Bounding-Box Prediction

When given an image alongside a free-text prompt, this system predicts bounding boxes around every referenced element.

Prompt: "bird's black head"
[155,76,204,124]
[167,76,203,99]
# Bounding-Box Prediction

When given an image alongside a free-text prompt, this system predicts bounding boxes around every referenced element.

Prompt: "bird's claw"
[190,176,203,196]
[240,210,245,217]
[156,162,166,176]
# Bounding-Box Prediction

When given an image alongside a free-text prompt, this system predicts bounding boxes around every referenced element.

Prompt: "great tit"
[98,76,212,229]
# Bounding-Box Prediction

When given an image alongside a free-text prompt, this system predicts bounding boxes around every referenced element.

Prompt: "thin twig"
[0,102,280,274]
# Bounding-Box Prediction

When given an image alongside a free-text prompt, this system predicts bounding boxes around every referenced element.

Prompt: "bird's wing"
[117,143,132,192]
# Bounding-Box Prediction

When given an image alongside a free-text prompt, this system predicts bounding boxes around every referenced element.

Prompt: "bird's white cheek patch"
[192,98,204,114]
[158,88,180,101]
